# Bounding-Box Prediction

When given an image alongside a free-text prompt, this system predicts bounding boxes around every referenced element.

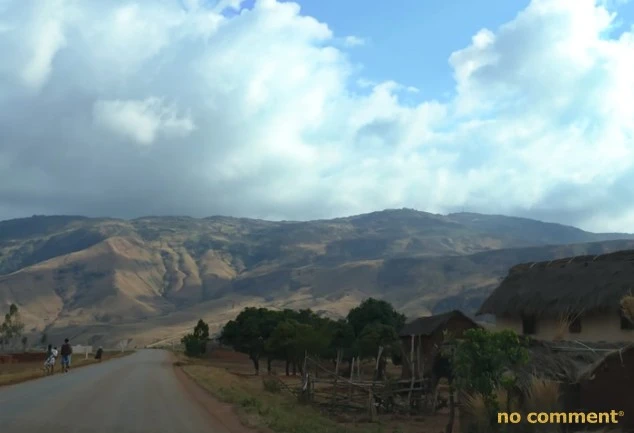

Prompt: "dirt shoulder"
[173,361,262,433]
[0,350,133,387]
[176,355,387,433]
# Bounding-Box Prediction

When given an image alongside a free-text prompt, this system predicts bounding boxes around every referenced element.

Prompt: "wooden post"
[374,346,384,381]
[445,348,456,433]
[416,335,422,379]
[332,349,341,410]
[348,356,355,400]
[407,334,416,407]
[368,388,377,422]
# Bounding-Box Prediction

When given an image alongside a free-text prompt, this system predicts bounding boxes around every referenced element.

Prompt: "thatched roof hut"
[477,250,634,317]
[399,311,481,379]
[519,339,627,386]
[399,310,480,337]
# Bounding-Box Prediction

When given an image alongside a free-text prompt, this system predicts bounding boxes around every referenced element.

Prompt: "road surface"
[0,350,244,433]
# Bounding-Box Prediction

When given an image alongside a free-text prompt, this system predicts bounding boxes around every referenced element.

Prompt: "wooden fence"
[270,354,438,420]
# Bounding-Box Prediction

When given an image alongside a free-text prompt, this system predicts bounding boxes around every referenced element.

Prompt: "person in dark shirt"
[95,347,103,362]
[60,339,73,373]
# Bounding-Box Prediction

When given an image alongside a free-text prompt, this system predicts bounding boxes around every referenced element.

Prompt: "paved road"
[0,350,233,433]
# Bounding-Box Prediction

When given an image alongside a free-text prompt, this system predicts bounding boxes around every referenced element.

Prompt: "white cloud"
[93,98,195,145]
[0,0,633,232]
[344,35,365,47]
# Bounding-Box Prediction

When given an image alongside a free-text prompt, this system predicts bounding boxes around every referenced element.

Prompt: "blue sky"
[1,0,634,232]
[298,0,531,100]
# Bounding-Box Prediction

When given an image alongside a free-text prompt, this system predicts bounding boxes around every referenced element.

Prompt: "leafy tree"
[266,320,298,375]
[325,319,355,360]
[220,307,281,374]
[181,318,210,357]
[356,322,400,380]
[0,303,24,351]
[193,319,210,340]
[452,328,529,427]
[346,298,406,337]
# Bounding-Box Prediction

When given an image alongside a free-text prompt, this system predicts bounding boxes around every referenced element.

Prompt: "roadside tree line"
[184,298,407,377]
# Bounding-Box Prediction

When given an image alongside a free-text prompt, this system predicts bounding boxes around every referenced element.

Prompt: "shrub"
[262,378,282,394]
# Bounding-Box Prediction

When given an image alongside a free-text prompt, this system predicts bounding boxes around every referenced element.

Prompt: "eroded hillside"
[1,210,633,346]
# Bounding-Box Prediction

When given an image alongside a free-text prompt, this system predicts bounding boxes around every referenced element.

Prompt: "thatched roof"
[477,249,634,317]
[518,339,629,387]
[399,310,479,337]
[577,343,634,382]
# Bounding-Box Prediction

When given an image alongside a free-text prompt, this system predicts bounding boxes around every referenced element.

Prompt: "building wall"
[577,348,634,431]
[496,312,634,342]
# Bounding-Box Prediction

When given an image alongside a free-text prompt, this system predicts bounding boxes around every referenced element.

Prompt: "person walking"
[60,339,73,373]
[44,345,58,375]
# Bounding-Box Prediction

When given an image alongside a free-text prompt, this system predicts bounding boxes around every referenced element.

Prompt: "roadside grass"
[181,358,388,433]
[0,351,133,387]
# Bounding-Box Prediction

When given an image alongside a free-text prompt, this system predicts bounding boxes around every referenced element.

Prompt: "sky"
[1,0,634,232]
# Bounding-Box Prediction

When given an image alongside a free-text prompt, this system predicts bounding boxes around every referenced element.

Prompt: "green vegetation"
[183,362,385,433]
[181,319,210,357]
[216,298,405,378]
[450,328,529,433]
[0,303,24,352]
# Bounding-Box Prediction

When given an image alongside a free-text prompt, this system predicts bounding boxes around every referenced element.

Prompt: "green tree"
[181,318,210,357]
[266,320,298,375]
[356,322,400,380]
[193,319,210,340]
[452,328,529,429]
[0,303,24,351]
[346,298,406,337]
[220,307,281,374]
[325,319,355,360]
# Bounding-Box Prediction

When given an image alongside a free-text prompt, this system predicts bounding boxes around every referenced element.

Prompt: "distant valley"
[1,209,633,347]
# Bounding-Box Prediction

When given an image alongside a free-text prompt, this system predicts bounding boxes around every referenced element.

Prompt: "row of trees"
[0,303,26,351]
[216,298,406,377]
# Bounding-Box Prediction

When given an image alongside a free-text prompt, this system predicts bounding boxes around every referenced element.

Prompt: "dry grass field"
[179,348,453,433]
[0,351,132,387]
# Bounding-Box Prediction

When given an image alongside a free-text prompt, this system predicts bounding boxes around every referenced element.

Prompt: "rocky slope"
[1,209,633,347]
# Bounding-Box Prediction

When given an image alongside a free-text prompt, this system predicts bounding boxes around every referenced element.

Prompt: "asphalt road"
[0,350,234,433]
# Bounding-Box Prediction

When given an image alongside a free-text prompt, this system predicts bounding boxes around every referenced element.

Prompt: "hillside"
[1,209,633,347]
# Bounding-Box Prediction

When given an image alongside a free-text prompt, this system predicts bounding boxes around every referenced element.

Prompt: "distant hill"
[1,209,633,347]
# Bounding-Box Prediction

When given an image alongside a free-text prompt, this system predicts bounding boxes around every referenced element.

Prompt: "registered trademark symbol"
[619,411,625,417]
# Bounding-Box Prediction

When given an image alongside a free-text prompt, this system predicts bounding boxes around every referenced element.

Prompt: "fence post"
[368,388,377,422]
[348,356,355,400]
[374,346,384,381]
[332,348,341,411]
[407,334,416,407]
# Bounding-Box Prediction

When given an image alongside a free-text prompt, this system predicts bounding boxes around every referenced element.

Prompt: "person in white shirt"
[44,346,58,375]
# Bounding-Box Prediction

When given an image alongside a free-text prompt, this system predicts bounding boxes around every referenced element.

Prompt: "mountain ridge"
[1,209,633,347]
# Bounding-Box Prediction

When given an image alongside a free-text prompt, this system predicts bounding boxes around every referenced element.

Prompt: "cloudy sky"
[1,0,633,232]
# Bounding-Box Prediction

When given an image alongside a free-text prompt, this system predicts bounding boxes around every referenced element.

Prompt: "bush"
[262,378,282,394]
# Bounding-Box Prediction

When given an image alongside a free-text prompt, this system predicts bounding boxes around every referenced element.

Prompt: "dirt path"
[0,349,255,433]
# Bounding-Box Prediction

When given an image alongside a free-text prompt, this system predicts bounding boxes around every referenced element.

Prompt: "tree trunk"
[377,356,387,381]
[292,361,297,375]
[285,359,290,376]
[250,355,260,375]
[267,357,273,374]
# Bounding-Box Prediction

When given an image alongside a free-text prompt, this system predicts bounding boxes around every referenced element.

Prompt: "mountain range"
[1,209,633,347]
